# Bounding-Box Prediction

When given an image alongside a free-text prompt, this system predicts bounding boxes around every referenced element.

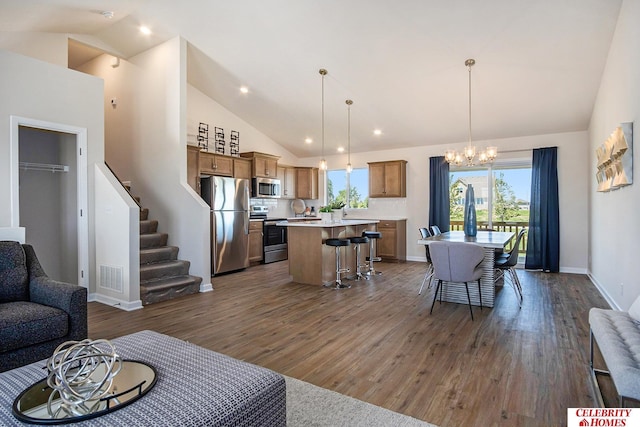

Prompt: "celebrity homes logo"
[568,408,638,426]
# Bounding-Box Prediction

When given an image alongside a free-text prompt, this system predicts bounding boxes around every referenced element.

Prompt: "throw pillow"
[0,241,29,302]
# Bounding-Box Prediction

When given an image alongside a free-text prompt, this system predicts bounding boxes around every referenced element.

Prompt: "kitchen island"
[278,219,379,286]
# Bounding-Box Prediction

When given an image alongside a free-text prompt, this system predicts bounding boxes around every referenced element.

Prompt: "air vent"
[99,265,124,293]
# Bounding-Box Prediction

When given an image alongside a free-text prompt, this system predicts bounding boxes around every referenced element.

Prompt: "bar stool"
[325,238,351,289]
[362,231,382,276]
[349,236,370,281]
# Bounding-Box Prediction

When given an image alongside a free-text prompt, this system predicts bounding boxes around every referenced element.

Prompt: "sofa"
[0,241,87,372]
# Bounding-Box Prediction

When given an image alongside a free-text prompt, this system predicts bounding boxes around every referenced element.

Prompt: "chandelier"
[346,99,353,173]
[445,59,497,167]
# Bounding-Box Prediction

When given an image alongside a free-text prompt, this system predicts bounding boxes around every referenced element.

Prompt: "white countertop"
[278,219,379,227]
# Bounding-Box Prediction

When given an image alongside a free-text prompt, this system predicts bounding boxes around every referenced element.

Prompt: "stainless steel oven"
[263,218,287,263]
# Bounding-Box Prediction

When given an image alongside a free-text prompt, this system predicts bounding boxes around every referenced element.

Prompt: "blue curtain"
[525,147,559,272]
[429,156,450,232]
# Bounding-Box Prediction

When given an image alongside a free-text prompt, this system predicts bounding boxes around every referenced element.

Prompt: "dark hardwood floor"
[89,260,611,426]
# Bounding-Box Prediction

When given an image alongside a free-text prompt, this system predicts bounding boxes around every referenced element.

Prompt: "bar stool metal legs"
[325,238,351,289]
[349,236,370,281]
[362,231,382,276]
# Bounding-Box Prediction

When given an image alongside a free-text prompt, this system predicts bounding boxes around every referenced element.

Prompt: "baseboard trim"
[587,274,621,310]
[200,282,213,292]
[89,293,143,311]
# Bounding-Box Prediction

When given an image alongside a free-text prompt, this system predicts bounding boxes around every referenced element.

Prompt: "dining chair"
[418,227,434,295]
[430,225,442,236]
[429,241,484,320]
[494,228,527,307]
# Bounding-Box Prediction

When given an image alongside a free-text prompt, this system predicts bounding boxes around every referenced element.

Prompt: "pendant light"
[445,59,497,166]
[346,99,353,173]
[319,68,328,171]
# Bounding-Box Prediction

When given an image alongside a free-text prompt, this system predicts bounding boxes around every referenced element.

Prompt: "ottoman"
[0,330,286,426]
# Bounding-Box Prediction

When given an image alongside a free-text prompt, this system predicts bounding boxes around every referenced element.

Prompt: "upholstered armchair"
[0,241,87,372]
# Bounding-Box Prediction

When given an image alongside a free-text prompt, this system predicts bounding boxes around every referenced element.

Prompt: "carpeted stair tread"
[140,208,149,221]
[140,232,168,249]
[140,219,159,234]
[140,275,202,305]
[140,246,179,265]
[140,259,190,281]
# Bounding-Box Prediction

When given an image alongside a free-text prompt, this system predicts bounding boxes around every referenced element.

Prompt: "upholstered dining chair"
[430,225,442,236]
[418,227,433,295]
[429,241,484,320]
[494,228,527,307]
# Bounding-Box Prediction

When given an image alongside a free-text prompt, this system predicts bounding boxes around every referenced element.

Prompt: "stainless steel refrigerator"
[200,176,250,275]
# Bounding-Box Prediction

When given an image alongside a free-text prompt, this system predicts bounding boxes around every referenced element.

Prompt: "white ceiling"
[1,0,623,158]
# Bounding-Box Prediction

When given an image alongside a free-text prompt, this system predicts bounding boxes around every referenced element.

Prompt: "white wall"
[94,163,141,311]
[0,49,104,292]
[588,0,640,310]
[0,32,68,67]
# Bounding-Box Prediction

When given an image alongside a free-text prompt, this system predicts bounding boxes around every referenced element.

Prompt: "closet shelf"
[19,162,69,173]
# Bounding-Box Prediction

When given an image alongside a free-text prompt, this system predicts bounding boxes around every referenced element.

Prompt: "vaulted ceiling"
[0,0,623,157]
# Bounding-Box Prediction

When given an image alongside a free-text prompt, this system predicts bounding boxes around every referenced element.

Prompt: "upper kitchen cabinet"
[278,165,296,199]
[368,160,407,198]
[187,145,201,193]
[233,157,252,180]
[295,167,318,200]
[200,151,233,176]
[240,152,279,178]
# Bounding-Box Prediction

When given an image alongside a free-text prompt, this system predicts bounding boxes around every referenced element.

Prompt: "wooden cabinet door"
[199,153,233,176]
[213,155,233,176]
[369,163,386,197]
[278,166,296,199]
[187,145,200,194]
[295,167,318,199]
[249,221,263,263]
[234,158,252,180]
[254,156,278,178]
[375,219,406,261]
[368,161,406,198]
[376,224,397,259]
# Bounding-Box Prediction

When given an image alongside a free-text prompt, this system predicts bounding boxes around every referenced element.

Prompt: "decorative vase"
[463,184,477,237]
[331,210,342,223]
[320,212,332,223]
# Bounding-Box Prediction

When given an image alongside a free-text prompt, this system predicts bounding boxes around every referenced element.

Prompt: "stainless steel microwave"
[252,177,281,198]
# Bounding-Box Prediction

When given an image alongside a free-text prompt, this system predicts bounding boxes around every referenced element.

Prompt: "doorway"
[10,116,88,288]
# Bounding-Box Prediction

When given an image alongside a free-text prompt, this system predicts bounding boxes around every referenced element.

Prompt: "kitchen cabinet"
[368,160,407,197]
[199,152,233,176]
[249,220,264,263]
[187,145,200,193]
[376,219,407,262]
[240,152,279,178]
[278,165,296,199]
[295,167,318,200]
[233,157,252,180]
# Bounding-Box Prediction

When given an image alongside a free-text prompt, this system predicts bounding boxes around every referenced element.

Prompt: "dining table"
[417,230,515,308]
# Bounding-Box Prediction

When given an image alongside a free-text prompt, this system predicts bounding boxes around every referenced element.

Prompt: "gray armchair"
[0,241,87,372]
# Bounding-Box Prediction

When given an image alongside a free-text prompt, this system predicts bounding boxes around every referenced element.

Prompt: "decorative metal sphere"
[46,339,122,417]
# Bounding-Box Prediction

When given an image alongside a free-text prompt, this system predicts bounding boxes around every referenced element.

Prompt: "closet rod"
[19,162,69,173]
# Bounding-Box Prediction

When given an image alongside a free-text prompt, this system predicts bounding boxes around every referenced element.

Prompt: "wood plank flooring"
[88,260,611,426]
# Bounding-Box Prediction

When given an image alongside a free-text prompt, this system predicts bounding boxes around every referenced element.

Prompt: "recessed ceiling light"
[140,26,152,35]
[240,86,249,94]
[373,129,382,136]
[305,138,313,144]
[337,147,345,153]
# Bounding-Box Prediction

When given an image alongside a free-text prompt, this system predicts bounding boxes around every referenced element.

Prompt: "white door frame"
[10,115,89,289]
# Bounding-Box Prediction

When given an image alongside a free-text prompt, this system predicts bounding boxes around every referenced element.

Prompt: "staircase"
[139,206,202,305]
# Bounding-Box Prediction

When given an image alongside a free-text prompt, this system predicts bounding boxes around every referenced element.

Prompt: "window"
[449,162,531,229]
[327,168,369,208]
